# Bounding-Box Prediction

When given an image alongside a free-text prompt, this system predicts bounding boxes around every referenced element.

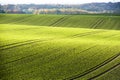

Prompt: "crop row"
[0,14,119,30]
[64,52,120,80]
[88,62,120,80]
[0,39,45,51]
[64,33,120,79]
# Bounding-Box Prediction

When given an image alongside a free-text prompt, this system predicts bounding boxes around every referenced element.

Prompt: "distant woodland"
[0,2,120,14]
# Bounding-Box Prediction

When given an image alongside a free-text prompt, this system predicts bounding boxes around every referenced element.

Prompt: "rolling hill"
[0,14,120,30]
[0,14,120,80]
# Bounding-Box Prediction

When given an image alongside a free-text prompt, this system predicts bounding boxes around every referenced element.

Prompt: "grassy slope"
[0,14,120,80]
[95,66,120,80]
[0,14,120,30]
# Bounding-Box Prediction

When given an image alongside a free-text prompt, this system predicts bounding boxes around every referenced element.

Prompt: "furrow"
[17,45,96,79]
[64,53,120,80]
[92,19,104,29]
[49,17,65,26]
[0,39,37,48]
[88,63,120,80]
[90,18,100,28]
[0,39,46,51]
[49,15,71,26]
[64,33,120,79]
[71,30,106,38]
[0,47,62,79]
[53,16,72,27]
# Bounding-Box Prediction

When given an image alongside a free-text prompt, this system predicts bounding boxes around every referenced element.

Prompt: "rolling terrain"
[0,14,120,80]
[0,14,120,30]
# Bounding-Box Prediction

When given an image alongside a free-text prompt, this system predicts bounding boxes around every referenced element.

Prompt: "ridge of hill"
[0,14,120,30]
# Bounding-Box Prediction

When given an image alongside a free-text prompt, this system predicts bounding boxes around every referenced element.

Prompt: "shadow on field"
[0,53,7,79]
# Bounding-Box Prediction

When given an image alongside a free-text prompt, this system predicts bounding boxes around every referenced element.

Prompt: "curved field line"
[49,17,66,26]
[93,19,104,29]
[90,18,100,28]
[71,30,119,39]
[18,44,113,79]
[1,27,119,79]
[0,15,31,24]
[16,45,97,79]
[49,15,72,26]
[0,39,47,51]
[0,47,61,67]
[0,52,39,66]
[0,45,96,79]
[0,30,106,51]
[0,45,96,71]
[1,33,118,79]
[88,63,120,80]
[0,39,37,48]
[12,15,33,23]
[1,31,117,77]
[71,30,106,38]
[0,26,109,51]
[0,45,98,80]
[64,32,120,80]
[0,48,63,79]
[53,16,72,27]
[0,47,62,75]
[92,19,104,29]
[64,53,120,80]
[0,45,81,76]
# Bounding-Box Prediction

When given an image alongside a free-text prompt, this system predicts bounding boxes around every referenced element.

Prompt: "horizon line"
[0,2,119,5]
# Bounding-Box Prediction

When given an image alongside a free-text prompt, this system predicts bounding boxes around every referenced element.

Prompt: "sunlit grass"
[0,14,120,80]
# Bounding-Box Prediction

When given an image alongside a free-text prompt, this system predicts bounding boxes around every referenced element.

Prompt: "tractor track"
[0,44,96,70]
[0,52,39,66]
[0,44,99,80]
[90,18,100,28]
[0,30,118,62]
[64,53,120,80]
[1,15,32,24]
[0,33,119,79]
[0,45,84,79]
[49,17,65,26]
[0,47,63,80]
[92,19,104,29]
[71,30,106,38]
[1,26,114,51]
[0,48,61,70]
[18,44,115,80]
[88,63,120,80]
[71,29,119,39]
[0,39,37,48]
[12,15,33,23]
[53,16,72,26]
[17,45,97,79]
[49,16,72,26]
[0,30,105,51]
[0,39,49,51]
[90,18,104,29]
[16,52,65,79]
[0,25,119,79]
[64,32,120,80]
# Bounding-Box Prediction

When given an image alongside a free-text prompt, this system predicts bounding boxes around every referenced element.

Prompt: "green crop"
[0,14,120,80]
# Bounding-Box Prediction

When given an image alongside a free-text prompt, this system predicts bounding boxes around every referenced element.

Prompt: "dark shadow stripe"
[0,40,42,51]
[64,53,120,80]
[88,63,120,80]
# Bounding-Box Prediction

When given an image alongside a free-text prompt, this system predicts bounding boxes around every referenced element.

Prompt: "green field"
[0,14,120,80]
